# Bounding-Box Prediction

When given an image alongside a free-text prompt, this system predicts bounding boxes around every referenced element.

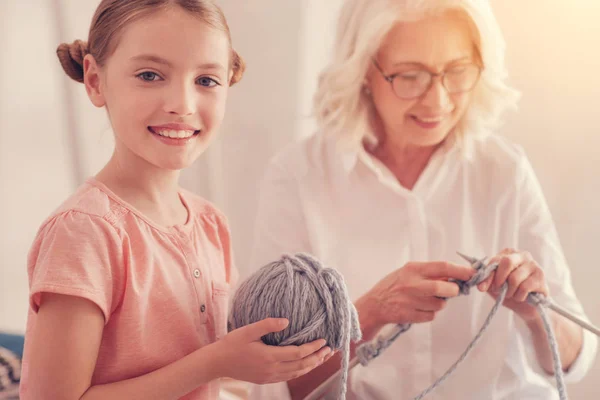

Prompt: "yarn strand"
[232,253,580,400]
[307,255,574,400]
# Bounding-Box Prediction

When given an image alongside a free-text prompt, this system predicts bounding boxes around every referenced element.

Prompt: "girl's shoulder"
[36,180,124,238]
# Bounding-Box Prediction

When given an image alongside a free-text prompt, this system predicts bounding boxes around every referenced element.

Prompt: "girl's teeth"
[155,129,195,138]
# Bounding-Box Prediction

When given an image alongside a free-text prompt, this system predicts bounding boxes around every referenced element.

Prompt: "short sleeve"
[27,211,125,324]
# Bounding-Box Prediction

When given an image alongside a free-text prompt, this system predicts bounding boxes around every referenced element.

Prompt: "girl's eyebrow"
[130,54,173,67]
[130,54,226,72]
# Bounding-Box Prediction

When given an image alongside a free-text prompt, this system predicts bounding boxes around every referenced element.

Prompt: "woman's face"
[366,10,480,149]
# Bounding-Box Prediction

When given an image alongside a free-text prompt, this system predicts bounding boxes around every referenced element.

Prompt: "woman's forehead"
[378,11,475,68]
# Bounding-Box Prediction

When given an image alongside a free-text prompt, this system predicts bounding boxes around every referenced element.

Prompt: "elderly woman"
[249,0,597,399]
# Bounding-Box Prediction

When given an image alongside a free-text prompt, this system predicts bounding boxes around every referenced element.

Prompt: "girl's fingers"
[278,345,332,374]
[270,339,328,362]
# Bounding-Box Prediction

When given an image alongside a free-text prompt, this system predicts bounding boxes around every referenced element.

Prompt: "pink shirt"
[20,178,238,399]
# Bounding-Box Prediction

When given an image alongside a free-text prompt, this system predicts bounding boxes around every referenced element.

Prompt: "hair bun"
[229,50,246,86]
[56,40,89,83]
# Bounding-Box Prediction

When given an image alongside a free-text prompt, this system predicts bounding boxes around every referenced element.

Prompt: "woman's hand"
[477,248,549,322]
[358,261,476,328]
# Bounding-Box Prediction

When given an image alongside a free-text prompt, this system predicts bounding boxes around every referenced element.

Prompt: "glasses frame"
[371,58,483,100]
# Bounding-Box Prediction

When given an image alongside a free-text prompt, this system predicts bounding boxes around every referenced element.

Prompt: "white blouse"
[248,133,597,400]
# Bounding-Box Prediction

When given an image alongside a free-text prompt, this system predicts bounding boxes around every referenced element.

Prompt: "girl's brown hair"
[56,0,245,86]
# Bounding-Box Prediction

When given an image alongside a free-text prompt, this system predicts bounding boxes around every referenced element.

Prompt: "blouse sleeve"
[27,211,125,324]
[515,156,598,382]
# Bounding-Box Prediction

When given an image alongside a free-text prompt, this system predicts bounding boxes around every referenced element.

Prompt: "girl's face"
[366,10,479,149]
[85,6,232,171]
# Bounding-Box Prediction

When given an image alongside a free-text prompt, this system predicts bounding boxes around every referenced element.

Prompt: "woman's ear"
[83,54,106,107]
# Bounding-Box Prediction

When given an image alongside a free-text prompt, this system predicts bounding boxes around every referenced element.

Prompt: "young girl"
[20,1,332,399]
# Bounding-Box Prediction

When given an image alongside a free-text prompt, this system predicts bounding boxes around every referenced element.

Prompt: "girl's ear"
[83,54,106,107]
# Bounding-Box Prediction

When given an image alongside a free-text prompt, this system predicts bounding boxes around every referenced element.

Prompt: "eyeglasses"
[372,59,482,100]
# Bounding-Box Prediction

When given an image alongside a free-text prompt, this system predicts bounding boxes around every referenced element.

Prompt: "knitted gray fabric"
[229,253,362,400]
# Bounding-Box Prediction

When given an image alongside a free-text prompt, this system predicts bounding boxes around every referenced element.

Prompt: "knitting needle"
[545,301,600,337]
[456,251,479,266]
[457,251,600,337]
[305,253,600,400]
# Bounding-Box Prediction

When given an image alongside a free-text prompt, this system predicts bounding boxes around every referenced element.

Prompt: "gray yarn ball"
[229,253,362,399]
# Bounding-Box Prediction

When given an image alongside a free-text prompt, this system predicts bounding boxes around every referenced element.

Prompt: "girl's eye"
[197,77,220,87]
[136,71,162,82]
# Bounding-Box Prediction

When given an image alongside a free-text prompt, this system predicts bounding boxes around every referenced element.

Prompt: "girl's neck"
[95,148,188,228]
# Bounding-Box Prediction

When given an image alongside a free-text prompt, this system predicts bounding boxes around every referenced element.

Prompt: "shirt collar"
[339,131,472,175]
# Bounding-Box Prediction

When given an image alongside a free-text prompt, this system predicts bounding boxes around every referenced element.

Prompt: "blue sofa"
[0,332,23,399]
[0,333,24,359]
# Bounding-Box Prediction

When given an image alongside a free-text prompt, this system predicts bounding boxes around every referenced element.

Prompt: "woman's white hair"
[314,0,520,149]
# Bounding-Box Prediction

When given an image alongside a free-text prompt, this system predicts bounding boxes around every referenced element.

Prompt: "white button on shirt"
[249,133,597,400]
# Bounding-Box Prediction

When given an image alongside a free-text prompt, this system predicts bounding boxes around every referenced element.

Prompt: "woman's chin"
[406,129,452,148]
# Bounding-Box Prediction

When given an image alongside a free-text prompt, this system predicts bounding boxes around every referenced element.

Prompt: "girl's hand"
[212,318,333,384]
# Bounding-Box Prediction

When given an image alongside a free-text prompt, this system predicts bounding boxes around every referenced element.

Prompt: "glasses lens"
[391,64,481,99]
[443,64,481,93]
[392,70,431,99]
